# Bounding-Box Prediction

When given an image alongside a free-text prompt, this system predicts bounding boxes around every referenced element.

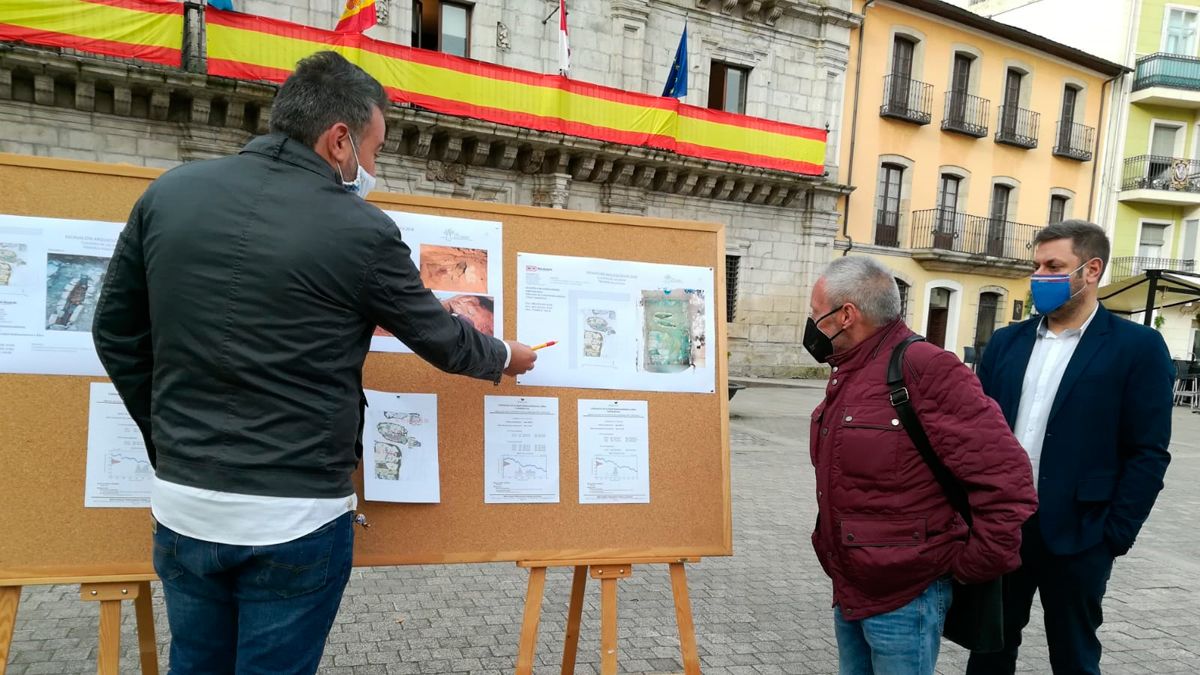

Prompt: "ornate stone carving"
[721,0,739,15]
[746,0,763,22]
[531,173,571,209]
[496,22,511,51]
[426,159,467,185]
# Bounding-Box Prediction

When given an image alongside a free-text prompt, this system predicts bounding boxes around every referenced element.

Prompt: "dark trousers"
[152,512,355,675]
[965,515,1114,675]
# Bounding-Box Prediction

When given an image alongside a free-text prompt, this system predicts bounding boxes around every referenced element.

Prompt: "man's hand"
[504,341,537,377]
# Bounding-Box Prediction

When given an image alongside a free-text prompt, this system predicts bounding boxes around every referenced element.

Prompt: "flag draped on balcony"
[0,0,184,67]
[334,0,376,34]
[207,0,234,11]
[662,21,688,98]
[0,0,827,175]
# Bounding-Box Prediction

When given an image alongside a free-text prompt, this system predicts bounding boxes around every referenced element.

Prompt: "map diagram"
[580,308,618,364]
[46,253,110,332]
[374,412,427,481]
[640,289,707,373]
[0,242,26,287]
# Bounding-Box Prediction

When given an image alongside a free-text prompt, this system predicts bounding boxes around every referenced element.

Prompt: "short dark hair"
[1033,219,1110,273]
[269,51,389,147]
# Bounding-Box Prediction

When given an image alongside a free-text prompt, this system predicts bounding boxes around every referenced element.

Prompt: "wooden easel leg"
[134,582,159,675]
[599,577,618,675]
[97,599,122,675]
[669,562,702,675]
[0,586,20,675]
[515,566,547,675]
[82,582,144,675]
[559,565,588,675]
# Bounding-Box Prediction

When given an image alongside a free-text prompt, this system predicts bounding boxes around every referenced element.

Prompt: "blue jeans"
[833,577,953,675]
[152,512,355,674]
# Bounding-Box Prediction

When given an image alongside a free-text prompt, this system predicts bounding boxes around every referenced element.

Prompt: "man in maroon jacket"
[805,256,1037,674]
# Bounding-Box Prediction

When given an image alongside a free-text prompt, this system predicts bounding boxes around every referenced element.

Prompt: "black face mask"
[802,307,846,364]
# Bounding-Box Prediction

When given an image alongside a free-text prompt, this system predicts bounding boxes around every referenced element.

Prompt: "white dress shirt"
[1013,304,1099,490]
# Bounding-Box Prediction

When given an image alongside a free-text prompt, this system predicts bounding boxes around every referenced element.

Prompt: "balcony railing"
[910,208,1039,262]
[880,75,933,125]
[995,104,1040,149]
[1109,256,1197,282]
[1053,121,1094,161]
[1133,52,1200,92]
[942,92,989,138]
[1121,155,1200,192]
[875,209,902,247]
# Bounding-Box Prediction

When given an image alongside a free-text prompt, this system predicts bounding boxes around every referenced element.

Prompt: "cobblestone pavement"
[7,385,1200,674]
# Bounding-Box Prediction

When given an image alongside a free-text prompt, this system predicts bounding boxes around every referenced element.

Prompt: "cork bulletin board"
[0,153,731,585]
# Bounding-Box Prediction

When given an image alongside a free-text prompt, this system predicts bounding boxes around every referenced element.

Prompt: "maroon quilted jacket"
[810,320,1037,619]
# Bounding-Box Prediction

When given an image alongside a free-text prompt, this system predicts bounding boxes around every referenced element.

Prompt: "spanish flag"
[334,0,375,33]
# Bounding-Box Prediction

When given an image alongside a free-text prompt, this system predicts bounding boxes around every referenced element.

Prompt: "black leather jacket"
[94,133,505,498]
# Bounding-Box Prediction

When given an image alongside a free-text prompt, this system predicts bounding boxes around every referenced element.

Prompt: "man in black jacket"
[93,51,537,672]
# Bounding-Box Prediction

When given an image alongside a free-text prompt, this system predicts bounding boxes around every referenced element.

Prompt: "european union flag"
[207,0,234,11]
[662,23,688,98]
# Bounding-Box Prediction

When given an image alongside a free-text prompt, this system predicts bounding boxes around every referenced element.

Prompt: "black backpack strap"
[887,336,973,527]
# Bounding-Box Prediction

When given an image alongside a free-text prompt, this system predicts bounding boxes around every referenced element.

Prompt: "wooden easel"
[0,576,159,675]
[514,557,702,675]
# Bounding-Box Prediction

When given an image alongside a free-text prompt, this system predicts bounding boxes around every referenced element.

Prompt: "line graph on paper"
[592,457,639,481]
[500,452,548,481]
[106,451,152,481]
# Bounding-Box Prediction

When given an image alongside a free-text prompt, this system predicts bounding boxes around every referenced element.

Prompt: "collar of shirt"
[1036,302,1100,341]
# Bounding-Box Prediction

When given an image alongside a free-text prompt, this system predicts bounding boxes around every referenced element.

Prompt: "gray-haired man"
[806,257,1036,674]
[93,51,537,672]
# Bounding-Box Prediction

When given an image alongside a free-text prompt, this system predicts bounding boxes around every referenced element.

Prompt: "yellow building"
[839,0,1127,360]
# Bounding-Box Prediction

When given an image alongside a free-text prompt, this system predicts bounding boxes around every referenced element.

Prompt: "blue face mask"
[1030,260,1090,315]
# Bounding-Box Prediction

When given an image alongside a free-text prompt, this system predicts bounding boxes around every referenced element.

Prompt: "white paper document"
[371,212,504,352]
[516,253,716,393]
[362,390,440,503]
[578,399,650,504]
[85,382,152,508]
[0,215,124,376]
[483,396,560,504]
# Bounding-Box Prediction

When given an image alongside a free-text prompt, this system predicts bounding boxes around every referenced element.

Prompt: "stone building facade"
[0,0,857,377]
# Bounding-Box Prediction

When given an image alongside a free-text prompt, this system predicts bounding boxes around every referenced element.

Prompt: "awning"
[1098,269,1200,324]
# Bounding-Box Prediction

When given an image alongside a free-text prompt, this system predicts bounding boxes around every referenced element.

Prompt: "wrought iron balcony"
[880,75,933,125]
[1053,121,1094,161]
[1121,155,1200,192]
[995,104,1040,149]
[910,208,1039,262]
[1133,52,1200,92]
[942,92,989,138]
[1109,256,1197,282]
[875,209,902,247]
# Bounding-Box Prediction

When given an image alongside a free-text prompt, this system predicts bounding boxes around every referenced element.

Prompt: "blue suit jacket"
[977,305,1174,556]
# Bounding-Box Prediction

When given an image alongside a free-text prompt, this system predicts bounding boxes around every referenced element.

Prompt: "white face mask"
[338,134,377,199]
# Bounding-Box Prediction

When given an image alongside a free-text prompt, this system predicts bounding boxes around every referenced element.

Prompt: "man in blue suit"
[965,220,1174,675]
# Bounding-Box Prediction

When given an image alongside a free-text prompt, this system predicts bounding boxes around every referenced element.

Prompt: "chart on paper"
[516,253,716,393]
[84,382,153,508]
[371,212,504,352]
[483,396,560,504]
[578,399,650,504]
